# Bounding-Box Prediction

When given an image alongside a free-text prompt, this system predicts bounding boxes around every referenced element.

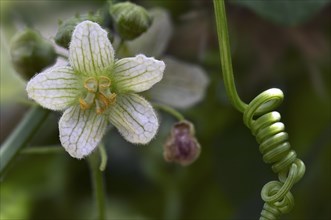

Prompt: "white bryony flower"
[121,8,209,109]
[26,21,165,159]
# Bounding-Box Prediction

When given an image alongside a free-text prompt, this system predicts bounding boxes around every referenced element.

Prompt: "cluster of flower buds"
[12,0,153,80]
[54,1,153,49]
[163,120,201,166]
[10,29,57,80]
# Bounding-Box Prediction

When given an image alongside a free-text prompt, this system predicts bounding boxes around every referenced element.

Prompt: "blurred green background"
[1,0,330,219]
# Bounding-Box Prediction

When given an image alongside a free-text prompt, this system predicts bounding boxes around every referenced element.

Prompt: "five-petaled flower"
[26,21,165,159]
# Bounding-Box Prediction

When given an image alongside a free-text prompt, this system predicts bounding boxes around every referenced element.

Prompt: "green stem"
[20,146,64,154]
[0,106,49,175]
[153,103,185,121]
[213,0,247,113]
[87,151,106,220]
[98,144,108,172]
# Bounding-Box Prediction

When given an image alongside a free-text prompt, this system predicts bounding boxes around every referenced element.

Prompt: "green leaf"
[230,0,330,26]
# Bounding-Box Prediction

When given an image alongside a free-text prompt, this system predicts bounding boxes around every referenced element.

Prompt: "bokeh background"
[1,0,330,219]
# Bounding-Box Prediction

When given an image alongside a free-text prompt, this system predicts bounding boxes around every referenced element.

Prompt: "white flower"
[26,21,165,159]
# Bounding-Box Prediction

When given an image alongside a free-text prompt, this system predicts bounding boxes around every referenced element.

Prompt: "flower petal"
[149,57,209,109]
[113,54,165,93]
[69,20,114,75]
[123,8,173,58]
[59,105,108,159]
[108,94,158,144]
[26,65,80,111]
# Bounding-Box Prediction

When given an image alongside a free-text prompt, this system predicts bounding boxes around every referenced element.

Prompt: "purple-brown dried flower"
[163,120,201,166]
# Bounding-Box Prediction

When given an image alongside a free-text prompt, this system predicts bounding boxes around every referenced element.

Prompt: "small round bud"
[163,120,201,166]
[110,2,152,40]
[10,29,57,80]
[55,13,103,49]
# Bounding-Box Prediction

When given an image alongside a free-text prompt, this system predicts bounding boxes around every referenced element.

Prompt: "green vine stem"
[0,106,49,176]
[213,0,247,113]
[20,144,108,173]
[20,146,64,154]
[213,0,305,219]
[152,103,185,121]
[87,149,107,220]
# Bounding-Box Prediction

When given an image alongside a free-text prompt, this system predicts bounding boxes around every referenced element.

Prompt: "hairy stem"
[0,106,49,176]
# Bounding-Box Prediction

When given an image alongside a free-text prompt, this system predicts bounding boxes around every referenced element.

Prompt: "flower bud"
[110,2,152,40]
[163,120,201,166]
[10,29,57,80]
[55,13,103,49]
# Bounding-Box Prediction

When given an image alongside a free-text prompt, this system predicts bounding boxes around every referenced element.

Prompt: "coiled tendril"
[213,0,305,218]
[243,88,306,220]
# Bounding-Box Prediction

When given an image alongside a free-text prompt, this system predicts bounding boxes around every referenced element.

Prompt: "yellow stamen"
[98,93,111,107]
[79,76,116,114]
[84,77,98,92]
[98,76,111,89]
[79,97,91,110]
[95,99,104,115]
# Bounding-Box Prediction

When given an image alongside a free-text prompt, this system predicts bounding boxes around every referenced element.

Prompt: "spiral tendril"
[213,1,305,218]
[243,88,306,220]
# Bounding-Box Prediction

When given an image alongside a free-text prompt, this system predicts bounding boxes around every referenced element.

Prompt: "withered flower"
[164,120,201,166]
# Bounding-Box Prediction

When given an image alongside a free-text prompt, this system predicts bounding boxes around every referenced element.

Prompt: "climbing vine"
[213,1,306,219]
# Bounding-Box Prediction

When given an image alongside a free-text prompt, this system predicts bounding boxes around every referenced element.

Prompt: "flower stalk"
[152,103,185,121]
[0,106,49,176]
[87,150,107,220]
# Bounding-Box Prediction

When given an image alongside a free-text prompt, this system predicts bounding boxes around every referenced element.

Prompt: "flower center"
[79,76,116,114]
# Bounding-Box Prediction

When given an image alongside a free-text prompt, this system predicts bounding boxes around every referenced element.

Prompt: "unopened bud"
[163,120,201,166]
[10,29,57,80]
[110,2,152,40]
[55,13,103,49]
